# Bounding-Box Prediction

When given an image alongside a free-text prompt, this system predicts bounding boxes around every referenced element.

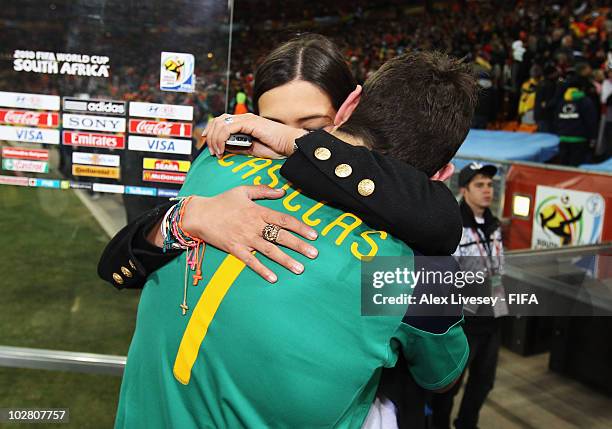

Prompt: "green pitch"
[0,185,140,427]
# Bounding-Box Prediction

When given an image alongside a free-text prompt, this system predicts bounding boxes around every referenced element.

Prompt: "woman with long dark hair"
[102,35,463,428]
[99,34,461,287]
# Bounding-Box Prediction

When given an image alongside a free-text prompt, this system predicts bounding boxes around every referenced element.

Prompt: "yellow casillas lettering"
[302,202,326,226]
[322,213,363,245]
[217,153,237,167]
[351,230,388,259]
[283,189,302,212]
[232,158,273,179]
[252,164,282,188]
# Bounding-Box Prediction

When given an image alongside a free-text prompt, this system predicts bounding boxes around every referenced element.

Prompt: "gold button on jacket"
[314,147,331,161]
[335,163,352,178]
[358,179,375,196]
[112,273,124,285]
[121,266,133,278]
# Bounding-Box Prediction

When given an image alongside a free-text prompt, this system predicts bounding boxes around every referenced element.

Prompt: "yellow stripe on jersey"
[173,254,246,385]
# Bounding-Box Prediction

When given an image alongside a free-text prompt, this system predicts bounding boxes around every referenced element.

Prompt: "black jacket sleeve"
[98,130,462,289]
[281,130,462,255]
[581,98,598,140]
[97,201,181,290]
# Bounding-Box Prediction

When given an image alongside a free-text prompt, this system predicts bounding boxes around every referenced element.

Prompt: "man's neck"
[465,200,485,219]
[330,129,368,147]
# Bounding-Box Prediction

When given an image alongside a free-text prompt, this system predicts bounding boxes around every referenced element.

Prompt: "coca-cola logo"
[6,110,41,125]
[129,119,191,137]
[136,121,173,135]
[0,108,58,127]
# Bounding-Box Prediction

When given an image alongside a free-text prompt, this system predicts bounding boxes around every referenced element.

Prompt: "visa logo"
[16,129,43,141]
[128,135,190,155]
[147,139,175,152]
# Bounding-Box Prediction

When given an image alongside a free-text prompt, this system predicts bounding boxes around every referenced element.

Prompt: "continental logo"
[143,157,191,172]
[216,154,389,260]
[72,164,120,179]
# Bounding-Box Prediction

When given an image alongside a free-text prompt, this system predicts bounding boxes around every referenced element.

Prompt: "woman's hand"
[203,113,307,159]
[181,186,318,283]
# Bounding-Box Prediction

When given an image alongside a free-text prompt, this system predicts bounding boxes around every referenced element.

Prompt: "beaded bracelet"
[161,197,198,251]
[160,196,206,315]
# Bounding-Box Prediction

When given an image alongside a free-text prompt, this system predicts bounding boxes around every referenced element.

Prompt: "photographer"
[432,163,507,429]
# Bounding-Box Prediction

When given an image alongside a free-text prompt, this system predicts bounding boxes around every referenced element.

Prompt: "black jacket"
[534,78,558,123]
[98,130,462,289]
[556,88,598,141]
[97,130,464,429]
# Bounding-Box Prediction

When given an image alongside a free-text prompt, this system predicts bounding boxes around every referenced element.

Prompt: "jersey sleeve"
[392,317,469,390]
[386,254,469,390]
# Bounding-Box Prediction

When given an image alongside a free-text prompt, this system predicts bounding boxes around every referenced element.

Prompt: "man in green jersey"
[115,51,477,428]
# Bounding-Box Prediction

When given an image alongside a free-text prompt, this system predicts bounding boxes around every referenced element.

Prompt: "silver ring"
[224,116,234,124]
[262,224,281,243]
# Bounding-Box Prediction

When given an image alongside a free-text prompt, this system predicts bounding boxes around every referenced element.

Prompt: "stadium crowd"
[230,0,612,165]
[3,0,612,166]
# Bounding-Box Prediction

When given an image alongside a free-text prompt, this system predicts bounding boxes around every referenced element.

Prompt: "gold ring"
[262,224,281,243]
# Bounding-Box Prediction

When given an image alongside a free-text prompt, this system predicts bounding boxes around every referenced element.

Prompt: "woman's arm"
[99,119,462,289]
[97,201,181,289]
[98,186,318,289]
[207,114,462,255]
[282,130,462,255]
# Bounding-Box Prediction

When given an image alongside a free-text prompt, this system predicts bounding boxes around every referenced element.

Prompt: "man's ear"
[333,85,362,127]
[430,163,455,181]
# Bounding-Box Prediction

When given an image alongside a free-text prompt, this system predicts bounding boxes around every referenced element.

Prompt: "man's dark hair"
[339,51,478,177]
[253,34,357,113]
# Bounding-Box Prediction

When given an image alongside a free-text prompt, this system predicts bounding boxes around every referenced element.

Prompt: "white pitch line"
[72,189,125,238]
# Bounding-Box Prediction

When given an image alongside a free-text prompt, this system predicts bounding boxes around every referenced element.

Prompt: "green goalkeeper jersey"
[115,151,468,429]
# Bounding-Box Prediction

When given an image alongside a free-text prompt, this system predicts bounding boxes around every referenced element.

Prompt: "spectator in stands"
[605,12,612,33]
[575,62,600,115]
[510,39,528,113]
[556,79,598,166]
[518,64,543,125]
[232,90,250,115]
[535,64,560,133]
[593,69,605,96]
[472,55,496,129]
[556,34,576,65]
[599,67,612,159]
